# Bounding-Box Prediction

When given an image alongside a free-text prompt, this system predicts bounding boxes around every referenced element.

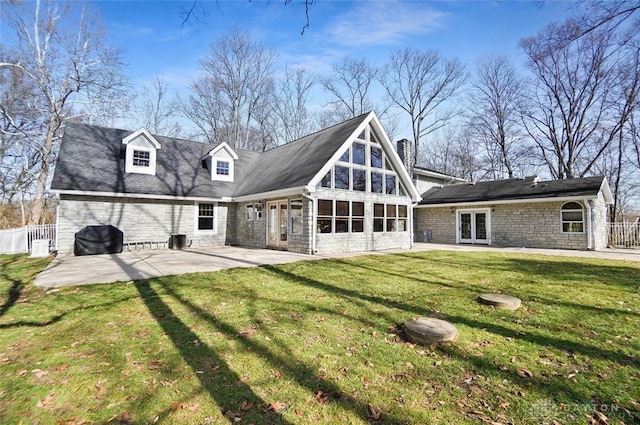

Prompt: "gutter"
[416,194,600,209]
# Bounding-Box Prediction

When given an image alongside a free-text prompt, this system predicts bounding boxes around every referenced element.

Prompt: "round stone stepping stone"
[404,317,458,345]
[477,293,522,310]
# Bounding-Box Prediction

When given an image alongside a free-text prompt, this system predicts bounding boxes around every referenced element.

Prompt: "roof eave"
[53,189,228,202]
[416,194,602,208]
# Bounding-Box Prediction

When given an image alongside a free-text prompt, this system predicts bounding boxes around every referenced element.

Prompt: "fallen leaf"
[37,392,55,408]
[186,403,199,412]
[170,401,185,411]
[125,353,132,363]
[17,369,28,376]
[367,404,383,420]
[499,402,510,409]
[268,401,286,414]
[517,368,533,378]
[106,410,130,423]
[434,360,443,367]
[240,400,253,411]
[295,408,304,416]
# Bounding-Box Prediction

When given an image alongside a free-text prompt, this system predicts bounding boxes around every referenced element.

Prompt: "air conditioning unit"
[30,239,50,257]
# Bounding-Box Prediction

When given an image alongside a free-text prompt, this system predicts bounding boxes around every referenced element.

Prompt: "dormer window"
[216,160,230,176]
[122,128,161,175]
[132,150,150,167]
[202,142,238,182]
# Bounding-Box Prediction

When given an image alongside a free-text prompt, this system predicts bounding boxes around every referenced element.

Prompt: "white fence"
[0,224,56,255]
[609,223,640,249]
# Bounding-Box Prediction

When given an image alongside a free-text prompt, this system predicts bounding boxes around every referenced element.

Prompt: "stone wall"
[414,199,608,250]
[57,195,231,252]
[590,192,609,250]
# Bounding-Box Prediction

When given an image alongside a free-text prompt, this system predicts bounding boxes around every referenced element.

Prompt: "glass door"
[458,210,490,245]
[267,200,289,249]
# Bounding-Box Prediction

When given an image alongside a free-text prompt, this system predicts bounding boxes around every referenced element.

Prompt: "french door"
[267,200,288,249]
[458,210,490,245]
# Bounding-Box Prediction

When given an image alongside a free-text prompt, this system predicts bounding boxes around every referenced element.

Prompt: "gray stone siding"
[234,201,267,248]
[313,188,412,255]
[415,199,608,251]
[57,195,231,253]
[590,192,609,250]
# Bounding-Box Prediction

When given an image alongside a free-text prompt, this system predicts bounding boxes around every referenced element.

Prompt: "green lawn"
[1,251,639,424]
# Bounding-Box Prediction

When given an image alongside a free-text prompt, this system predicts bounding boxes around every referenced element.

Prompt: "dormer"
[122,128,161,175]
[202,142,238,182]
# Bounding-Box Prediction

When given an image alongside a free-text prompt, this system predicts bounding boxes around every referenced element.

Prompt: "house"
[51,111,613,255]
[51,111,430,255]
[414,175,613,250]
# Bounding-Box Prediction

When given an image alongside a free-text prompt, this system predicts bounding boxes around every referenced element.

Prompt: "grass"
[0,251,639,424]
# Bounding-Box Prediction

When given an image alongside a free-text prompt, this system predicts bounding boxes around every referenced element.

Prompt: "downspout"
[55,197,60,252]
[302,187,316,255]
[410,201,419,249]
[585,199,593,250]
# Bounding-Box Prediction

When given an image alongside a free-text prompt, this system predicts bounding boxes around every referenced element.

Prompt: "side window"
[561,202,584,233]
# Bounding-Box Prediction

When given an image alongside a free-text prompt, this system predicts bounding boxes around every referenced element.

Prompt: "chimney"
[396,139,412,174]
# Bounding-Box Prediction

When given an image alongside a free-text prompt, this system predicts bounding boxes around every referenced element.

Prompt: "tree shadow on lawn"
[155,279,412,425]
[0,280,23,317]
[134,280,292,424]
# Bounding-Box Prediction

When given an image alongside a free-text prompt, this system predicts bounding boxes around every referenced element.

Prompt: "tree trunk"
[28,116,58,224]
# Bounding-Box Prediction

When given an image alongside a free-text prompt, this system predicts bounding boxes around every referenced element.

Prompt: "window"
[335,166,350,190]
[398,205,408,232]
[246,204,254,221]
[339,149,350,163]
[216,160,230,176]
[371,146,383,168]
[317,200,333,233]
[290,200,303,234]
[387,204,397,232]
[385,175,396,195]
[198,203,215,231]
[353,143,366,165]
[374,203,384,232]
[320,171,331,188]
[254,203,263,220]
[317,200,365,234]
[371,172,383,193]
[132,150,150,167]
[336,201,349,233]
[353,169,366,191]
[561,202,584,233]
[352,202,364,232]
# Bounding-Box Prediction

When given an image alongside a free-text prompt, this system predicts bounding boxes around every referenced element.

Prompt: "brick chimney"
[396,139,412,174]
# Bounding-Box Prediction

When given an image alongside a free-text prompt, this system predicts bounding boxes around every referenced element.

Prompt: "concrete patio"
[34,243,640,288]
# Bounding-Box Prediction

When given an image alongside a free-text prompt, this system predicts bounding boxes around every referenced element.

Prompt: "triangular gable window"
[317,124,409,195]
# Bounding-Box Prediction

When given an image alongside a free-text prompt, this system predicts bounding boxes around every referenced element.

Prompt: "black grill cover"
[74,225,123,256]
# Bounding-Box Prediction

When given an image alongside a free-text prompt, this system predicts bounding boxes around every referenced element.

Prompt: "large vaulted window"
[316,125,407,195]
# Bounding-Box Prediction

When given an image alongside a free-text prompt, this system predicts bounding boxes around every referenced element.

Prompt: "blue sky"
[93,0,576,91]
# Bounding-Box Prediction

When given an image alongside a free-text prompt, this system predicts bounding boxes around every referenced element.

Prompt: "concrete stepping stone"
[477,293,522,310]
[404,317,458,344]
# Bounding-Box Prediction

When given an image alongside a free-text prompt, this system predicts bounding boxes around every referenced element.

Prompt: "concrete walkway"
[34,243,640,288]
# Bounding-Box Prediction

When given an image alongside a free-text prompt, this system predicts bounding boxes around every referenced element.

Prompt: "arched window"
[561,202,584,233]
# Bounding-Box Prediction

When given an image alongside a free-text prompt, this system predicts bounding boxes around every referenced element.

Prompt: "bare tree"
[423,127,483,182]
[183,27,278,150]
[320,56,377,124]
[519,17,635,179]
[380,47,466,166]
[274,66,316,144]
[138,76,183,138]
[1,0,127,224]
[466,55,532,178]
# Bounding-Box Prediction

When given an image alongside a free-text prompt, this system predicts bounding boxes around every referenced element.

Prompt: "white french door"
[267,200,288,249]
[457,209,490,245]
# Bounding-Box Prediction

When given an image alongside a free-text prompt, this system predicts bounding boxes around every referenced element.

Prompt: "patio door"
[458,210,490,245]
[267,200,288,249]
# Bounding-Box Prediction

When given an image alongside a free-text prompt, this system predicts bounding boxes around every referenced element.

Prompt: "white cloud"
[326,1,449,47]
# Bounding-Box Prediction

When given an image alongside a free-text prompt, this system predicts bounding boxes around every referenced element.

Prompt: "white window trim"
[194,201,218,234]
[213,159,234,182]
[245,204,254,221]
[125,145,157,175]
[560,202,585,234]
[456,208,491,244]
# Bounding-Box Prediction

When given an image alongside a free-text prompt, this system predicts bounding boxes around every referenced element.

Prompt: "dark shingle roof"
[419,176,608,205]
[51,114,369,199]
